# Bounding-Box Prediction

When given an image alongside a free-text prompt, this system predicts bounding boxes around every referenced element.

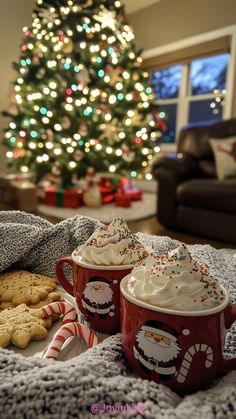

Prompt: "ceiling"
[124,0,162,14]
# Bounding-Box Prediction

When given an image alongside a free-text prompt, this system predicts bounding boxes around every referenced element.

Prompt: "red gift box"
[63,188,83,208]
[44,186,84,208]
[123,184,142,201]
[115,192,131,207]
[44,185,57,206]
[99,185,114,204]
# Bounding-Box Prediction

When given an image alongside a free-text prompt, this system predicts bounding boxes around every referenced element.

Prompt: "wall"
[0,0,35,173]
[129,0,236,119]
[129,0,236,50]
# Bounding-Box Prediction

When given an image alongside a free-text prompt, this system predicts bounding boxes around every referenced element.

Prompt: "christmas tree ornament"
[105,65,123,86]
[94,8,126,46]
[33,48,43,59]
[62,39,73,53]
[82,0,93,7]
[122,145,135,162]
[46,129,53,141]
[131,111,142,126]
[86,32,94,40]
[79,122,88,137]
[36,68,46,79]
[99,119,120,143]
[3,0,162,185]
[74,150,84,161]
[94,8,117,31]
[38,8,59,25]
[32,56,40,66]
[61,116,71,129]
[75,66,91,83]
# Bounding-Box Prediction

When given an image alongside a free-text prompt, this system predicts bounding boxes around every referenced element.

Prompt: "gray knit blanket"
[0,211,235,419]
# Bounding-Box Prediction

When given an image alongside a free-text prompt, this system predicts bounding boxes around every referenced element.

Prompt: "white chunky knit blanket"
[0,211,235,419]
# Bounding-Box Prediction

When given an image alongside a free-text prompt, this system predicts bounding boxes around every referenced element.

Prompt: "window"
[151,53,230,144]
[151,65,181,143]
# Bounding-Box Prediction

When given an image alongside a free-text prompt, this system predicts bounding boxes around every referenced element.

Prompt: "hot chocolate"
[76,218,148,266]
[125,244,225,311]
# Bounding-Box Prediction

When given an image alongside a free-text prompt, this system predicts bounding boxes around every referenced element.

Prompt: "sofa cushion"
[178,119,236,160]
[177,178,236,214]
[209,136,236,180]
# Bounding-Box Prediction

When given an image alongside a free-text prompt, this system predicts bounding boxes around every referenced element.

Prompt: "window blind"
[143,36,231,71]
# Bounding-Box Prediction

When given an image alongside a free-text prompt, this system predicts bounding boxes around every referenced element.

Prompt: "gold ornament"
[63,39,73,53]
[99,119,120,143]
[94,8,126,46]
[94,8,117,31]
[131,111,142,126]
[106,65,123,86]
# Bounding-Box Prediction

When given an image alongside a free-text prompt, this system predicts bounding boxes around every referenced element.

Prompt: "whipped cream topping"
[77,218,148,266]
[126,244,225,311]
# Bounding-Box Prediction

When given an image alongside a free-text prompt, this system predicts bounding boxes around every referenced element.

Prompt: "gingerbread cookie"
[0,270,61,307]
[0,292,62,310]
[0,304,52,349]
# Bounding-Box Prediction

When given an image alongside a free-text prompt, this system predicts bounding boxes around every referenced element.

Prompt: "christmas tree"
[3,0,162,186]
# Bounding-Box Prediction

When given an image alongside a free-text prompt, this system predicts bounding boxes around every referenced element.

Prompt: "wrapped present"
[114,190,131,207]
[0,174,37,212]
[64,188,83,208]
[99,185,114,203]
[44,186,83,208]
[122,182,142,201]
[99,178,115,204]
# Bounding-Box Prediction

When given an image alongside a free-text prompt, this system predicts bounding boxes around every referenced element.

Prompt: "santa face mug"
[56,250,132,333]
[120,278,236,394]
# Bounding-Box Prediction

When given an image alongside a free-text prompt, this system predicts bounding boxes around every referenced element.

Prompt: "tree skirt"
[38,192,157,223]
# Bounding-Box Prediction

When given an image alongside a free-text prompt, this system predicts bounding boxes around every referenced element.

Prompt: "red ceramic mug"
[56,250,132,333]
[120,277,236,394]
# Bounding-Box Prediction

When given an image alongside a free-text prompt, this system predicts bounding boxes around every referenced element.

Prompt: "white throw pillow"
[209,136,236,180]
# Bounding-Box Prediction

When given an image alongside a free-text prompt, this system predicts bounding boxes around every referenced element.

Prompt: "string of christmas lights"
[3,0,163,186]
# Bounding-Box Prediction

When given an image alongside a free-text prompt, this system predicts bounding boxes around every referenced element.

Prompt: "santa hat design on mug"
[81,276,116,320]
[141,320,190,341]
[133,319,213,384]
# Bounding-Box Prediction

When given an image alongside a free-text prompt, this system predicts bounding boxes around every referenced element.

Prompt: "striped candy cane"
[40,301,78,324]
[42,322,100,360]
[176,343,213,383]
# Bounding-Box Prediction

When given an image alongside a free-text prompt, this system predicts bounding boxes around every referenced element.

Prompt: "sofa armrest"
[152,154,198,182]
[151,154,198,229]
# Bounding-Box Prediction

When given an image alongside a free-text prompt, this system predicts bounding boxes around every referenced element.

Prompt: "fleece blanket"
[0,211,235,419]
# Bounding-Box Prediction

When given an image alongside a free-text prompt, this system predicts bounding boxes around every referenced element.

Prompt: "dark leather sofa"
[152,119,236,244]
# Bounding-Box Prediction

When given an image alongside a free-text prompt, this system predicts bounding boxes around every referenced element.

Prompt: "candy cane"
[42,322,100,360]
[176,343,213,383]
[40,301,78,324]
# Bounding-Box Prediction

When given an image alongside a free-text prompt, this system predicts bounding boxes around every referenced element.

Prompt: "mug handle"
[222,304,236,373]
[56,257,74,296]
